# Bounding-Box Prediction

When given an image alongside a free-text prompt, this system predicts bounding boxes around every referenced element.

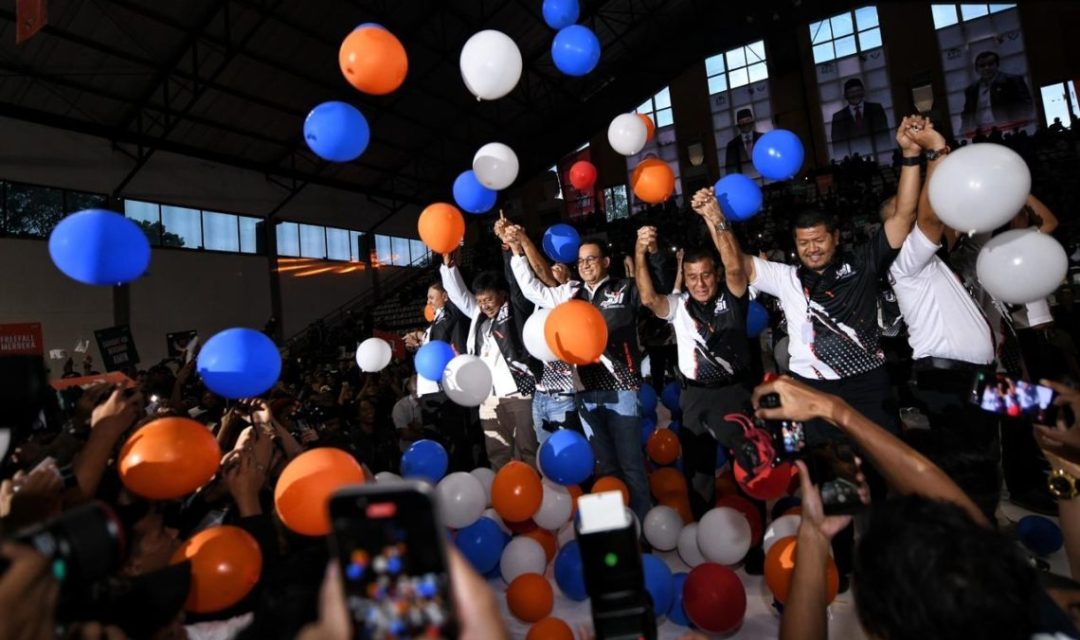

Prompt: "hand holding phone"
[972,373,1059,423]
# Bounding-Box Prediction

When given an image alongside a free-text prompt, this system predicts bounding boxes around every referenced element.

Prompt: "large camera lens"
[11,501,125,588]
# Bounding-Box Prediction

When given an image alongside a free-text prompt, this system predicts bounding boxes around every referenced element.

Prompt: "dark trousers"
[420,393,487,471]
[678,383,753,519]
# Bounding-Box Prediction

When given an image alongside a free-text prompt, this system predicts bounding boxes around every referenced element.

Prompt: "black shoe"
[838,573,851,595]
[744,546,765,575]
[1010,488,1059,517]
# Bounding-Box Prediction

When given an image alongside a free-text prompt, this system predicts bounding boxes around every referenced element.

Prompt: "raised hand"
[752,375,842,424]
[897,115,925,155]
[636,226,659,255]
[908,117,947,151]
[90,386,141,436]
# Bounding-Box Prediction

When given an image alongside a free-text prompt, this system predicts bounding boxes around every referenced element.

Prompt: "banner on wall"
[816,49,895,165]
[936,7,1035,139]
[166,330,199,363]
[711,82,774,177]
[557,146,600,221]
[94,325,140,372]
[0,323,44,357]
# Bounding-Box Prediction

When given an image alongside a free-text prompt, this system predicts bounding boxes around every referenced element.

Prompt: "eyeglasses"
[578,256,603,266]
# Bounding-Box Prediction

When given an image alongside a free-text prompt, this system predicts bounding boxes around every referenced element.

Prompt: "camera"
[1,501,126,618]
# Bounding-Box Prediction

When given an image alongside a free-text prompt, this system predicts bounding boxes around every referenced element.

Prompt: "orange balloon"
[274,448,365,536]
[492,461,543,523]
[527,617,575,640]
[424,304,435,322]
[544,300,608,365]
[638,113,655,141]
[764,535,840,604]
[715,469,739,499]
[646,429,681,465]
[591,476,629,506]
[631,158,676,204]
[171,525,262,613]
[338,26,408,95]
[523,527,557,563]
[661,493,694,524]
[418,203,465,255]
[119,417,221,500]
[507,573,554,622]
[567,484,583,516]
[649,467,687,500]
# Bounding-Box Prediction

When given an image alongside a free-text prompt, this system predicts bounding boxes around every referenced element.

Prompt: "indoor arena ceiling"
[0,0,858,224]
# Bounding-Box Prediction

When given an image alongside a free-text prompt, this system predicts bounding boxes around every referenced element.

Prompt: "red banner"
[0,322,43,356]
[558,147,602,221]
[49,371,135,391]
[374,329,406,361]
[15,0,47,44]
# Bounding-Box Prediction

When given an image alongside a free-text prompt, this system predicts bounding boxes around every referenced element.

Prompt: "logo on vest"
[713,295,729,315]
[835,263,856,279]
[599,288,626,309]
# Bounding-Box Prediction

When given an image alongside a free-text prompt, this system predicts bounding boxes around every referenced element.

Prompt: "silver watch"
[714,219,730,231]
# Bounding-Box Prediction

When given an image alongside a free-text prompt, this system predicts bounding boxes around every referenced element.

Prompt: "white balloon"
[523,309,558,363]
[375,471,403,484]
[643,505,684,551]
[355,337,392,372]
[470,467,496,506]
[473,143,519,190]
[697,507,752,565]
[0,428,10,464]
[677,522,706,568]
[500,536,547,583]
[556,521,576,548]
[534,480,573,530]
[763,514,802,554]
[460,30,522,101]
[442,355,492,407]
[927,143,1031,234]
[436,472,487,529]
[626,506,641,539]
[482,508,511,535]
[608,113,648,156]
[976,228,1068,305]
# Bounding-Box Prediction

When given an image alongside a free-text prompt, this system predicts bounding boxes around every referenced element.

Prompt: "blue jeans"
[578,389,652,521]
[532,391,580,448]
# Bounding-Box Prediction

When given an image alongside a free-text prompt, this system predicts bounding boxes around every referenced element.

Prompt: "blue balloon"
[542,223,581,263]
[639,385,659,414]
[354,22,386,31]
[716,445,729,468]
[747,300,770,337]
[642,554,674,615]
[542,0,579,29]
[554,541,588,601]
[197,328,282,399]
[668,420,681,435]
[303,101,370,162]
[641,416,657,447]
[452,170,497,215]
[661,382,681,412]
[415,340,455,382]
[539,429,595,485]
[401,439,449,483]
[49,209,151,286]
[714,174,763,222]
[1018,515,1063,556]
[668,572,692,627]
[456,517,508,574]
[552,25,601,77]
[752,129,805,180]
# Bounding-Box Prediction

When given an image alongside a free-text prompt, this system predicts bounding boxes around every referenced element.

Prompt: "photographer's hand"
[0,543,58,640]
[752,375,843,424]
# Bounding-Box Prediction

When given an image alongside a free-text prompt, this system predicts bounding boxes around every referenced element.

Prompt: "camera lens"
[12,501,126,586]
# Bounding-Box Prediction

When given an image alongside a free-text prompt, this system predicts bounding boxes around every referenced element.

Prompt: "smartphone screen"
[972,372,1058,423]
[808,443,865,516]
[329,483,457,640]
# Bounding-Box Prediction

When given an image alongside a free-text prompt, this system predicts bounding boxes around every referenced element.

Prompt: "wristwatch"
[900,155,922,167]
[925,147,950,161]
[713,219,730,231]
[1048,468,1079,500]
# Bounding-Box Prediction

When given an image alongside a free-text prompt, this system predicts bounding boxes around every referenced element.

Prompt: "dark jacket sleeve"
[646,248,676,295]
[504,248,535,321]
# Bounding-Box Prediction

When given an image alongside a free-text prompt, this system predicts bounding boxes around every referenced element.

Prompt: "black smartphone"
[807,442,865,516]
[972,372,1059,424]
[329,482,458,640]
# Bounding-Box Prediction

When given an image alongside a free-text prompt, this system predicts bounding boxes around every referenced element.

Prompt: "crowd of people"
[1,113,1079,640]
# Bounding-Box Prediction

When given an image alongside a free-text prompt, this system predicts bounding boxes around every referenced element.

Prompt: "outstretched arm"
[908,120,950,244]
[883,115,926,249]
[634,226,671,318]
[439,253,480,319]
[504,228,575,309]
[1023,194,1058,234]
[690,188,748,297]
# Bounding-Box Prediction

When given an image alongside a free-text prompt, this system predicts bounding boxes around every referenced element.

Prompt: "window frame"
[809,6,884,64]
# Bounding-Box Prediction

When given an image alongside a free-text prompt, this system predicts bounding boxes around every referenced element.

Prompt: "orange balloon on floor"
[716,495,764,547]
[424,304,435,322]
[591,476,630,506]
[715,468,739,499]
[523,527,558,563]
[118,417,221,500]
[567,484,583,516]
[544,300,608,365]
[646,429,681,465]
[764,535,839,604]
[338,26,408,95]
[649,467,687,500]
[274,448,365,536]
[638,113,655,141]
[630,158,675,204]
[507,573,554,622]
[492,461,543,523]
[527,617,575,640]
[171,525,262,614]
[418,203,466,254]
[661,493,694,524]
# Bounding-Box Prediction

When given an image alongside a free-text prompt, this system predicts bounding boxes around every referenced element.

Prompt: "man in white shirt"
[392,376,424,453]
[440,257,538,470]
